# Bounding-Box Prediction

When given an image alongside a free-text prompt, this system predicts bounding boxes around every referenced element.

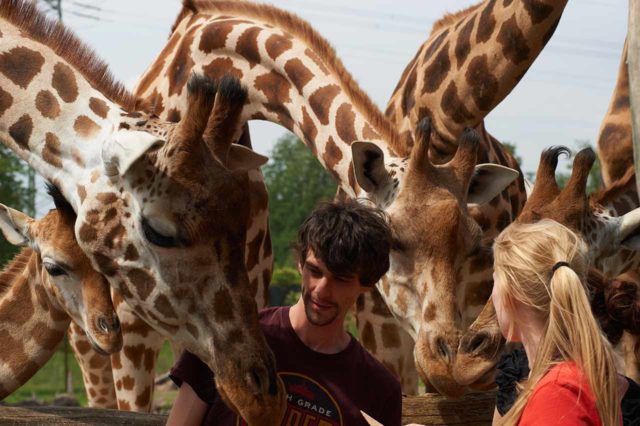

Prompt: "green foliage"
[271,266,300,287]
[284,290,301,306]
[0,145,36,266]
[263,134,337,268]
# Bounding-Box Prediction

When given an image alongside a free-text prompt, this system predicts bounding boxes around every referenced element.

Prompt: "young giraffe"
[354,0,570,394]
[129,0,520,398]
[457,147,640,384]
[0,185,121,402]
[0,1,286,423]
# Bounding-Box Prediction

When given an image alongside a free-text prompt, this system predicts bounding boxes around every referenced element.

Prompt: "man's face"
[299,249,369,327]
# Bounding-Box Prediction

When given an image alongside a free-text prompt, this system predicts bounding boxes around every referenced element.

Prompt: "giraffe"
[0,184,121,401]
[597,39,632,188]
[0,1,286,423]
[350,0,569,394]
[456,146,640,385]
[128,0,521,398]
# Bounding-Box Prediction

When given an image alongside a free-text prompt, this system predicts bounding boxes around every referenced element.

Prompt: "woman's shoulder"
[537,361,589,389]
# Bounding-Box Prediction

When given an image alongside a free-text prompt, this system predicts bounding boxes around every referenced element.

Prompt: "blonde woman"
[490,219,628,425]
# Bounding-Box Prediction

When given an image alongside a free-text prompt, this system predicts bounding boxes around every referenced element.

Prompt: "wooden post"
[628,0,640,194]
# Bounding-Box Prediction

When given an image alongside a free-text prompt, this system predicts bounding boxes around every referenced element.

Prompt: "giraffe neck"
[597,39,632,187]
[386,0,568,145]
[0,248,70,399]
[0,12,136,209]
[135,2,406,196]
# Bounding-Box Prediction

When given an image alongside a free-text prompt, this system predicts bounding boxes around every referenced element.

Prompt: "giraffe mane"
[0,0,138,111]
[430,2,482,36]
[589,166,635,207]
[0,248,34,300]
[182,0,406,155]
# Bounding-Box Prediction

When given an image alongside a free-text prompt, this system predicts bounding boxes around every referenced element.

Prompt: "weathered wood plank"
[0,392,495,425]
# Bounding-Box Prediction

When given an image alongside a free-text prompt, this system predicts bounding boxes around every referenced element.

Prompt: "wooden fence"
[0,392,495,425]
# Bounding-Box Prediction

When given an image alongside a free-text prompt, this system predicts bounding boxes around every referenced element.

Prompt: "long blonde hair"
[494,219,619,426]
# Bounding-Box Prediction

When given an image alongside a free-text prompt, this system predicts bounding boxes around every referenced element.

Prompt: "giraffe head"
[77,76,285,422]
[453,146,640,387]
[0,1,284,419]
[0,185,121,354]
[352,119,518,396]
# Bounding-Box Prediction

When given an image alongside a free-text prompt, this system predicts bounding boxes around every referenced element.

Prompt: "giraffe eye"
[44,261,67,277]
[141,217,186,248]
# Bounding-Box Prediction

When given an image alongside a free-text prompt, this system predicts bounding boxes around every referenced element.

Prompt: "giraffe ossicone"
[0,1,285,422]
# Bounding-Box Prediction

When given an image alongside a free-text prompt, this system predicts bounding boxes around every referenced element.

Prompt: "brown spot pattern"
[322,136,343,176]
[42,132,62,168]
[361,321,376,354]
[309,84,340,125]
[0,86,12,118]
[254,71,292,105]
[79,223,97,242]
[266,33,293,60]
[74,116,101,139]
[154,294,178,319]
[305,48,329,74]
[300,106,318,154]
[465,55,498,111]
[168,28,196,97]
[476,0,497,44]
[236,26,262,68]
[362,123,380,140]
[523,0,554,24]
[455,16,475,67]
[199,22,234,53]
[285,58,314,94]
[202,57,243,81]
[89,97,110,119]
[497,16,531,65]
[127,268,155,300]
[214,288,234,322]
[124,244,139,261]
[121,374,136,390]
[246,230,265,272]
[52,62,79,103]
[381,323,401,348]
[135,386,152,408]
[440,81,474,124]
[9,114,33,149]
[400,70,416,115]
[35,90,60,119]
[335,103,357,144]
[422,42,451,94]
[0,46,45,89]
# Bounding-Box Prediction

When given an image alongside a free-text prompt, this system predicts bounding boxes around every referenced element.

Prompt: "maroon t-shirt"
[170,306,402,425]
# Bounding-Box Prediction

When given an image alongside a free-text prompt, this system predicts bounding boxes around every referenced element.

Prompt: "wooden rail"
[0,392,496,425]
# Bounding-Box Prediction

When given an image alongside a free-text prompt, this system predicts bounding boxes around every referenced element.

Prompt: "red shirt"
[519,362,605,425]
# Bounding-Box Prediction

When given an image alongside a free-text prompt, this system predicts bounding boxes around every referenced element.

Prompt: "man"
[167,200,402,425]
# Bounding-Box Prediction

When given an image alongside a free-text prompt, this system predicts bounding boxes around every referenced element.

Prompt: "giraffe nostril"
[247,367,264,396]
[436,337,451,363]
[111,316,120,332]
[462,333,489,355]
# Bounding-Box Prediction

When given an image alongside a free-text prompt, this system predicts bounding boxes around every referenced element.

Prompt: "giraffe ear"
[351,141,392,193]
[102,130,164,178]
[0,204,33,246]
[223,144,268,172]
[467,164,519,205]
[619,208,640,250]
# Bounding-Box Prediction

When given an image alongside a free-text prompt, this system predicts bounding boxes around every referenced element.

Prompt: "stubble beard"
[302,287,339,327]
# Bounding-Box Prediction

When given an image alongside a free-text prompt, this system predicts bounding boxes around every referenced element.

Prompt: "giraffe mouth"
[85,333,111,356]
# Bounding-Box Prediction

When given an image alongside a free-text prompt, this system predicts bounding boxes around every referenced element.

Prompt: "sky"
[33,0,628,211]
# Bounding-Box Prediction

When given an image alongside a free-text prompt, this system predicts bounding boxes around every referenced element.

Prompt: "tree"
[263,134,337,267]
[0,146,37,266]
